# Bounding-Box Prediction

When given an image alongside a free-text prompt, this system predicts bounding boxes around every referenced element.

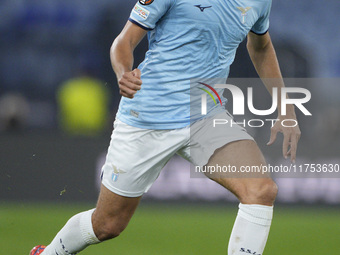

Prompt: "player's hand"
[118,68,142,98]
[267,115,301,163]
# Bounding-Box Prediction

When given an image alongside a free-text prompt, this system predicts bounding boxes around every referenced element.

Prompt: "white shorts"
[101,111,253,197]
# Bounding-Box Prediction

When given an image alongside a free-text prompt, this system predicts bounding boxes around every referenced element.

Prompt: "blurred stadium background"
[0,0,339,254]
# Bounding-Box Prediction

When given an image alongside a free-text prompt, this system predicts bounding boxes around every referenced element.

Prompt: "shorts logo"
[139,0,154,5]
[237,7,252,24]
[133,4,150,20]
[111,164,126,182]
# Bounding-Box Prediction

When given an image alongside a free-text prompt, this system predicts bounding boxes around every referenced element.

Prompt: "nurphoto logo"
[200,83,312,128]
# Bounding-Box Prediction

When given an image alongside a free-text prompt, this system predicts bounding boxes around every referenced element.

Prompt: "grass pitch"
[1,202,339,255]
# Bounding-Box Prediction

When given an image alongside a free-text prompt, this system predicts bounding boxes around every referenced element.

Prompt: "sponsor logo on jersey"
[133,4,150,20]
[139,0,154,5]
[111,164,126,182]
[237,7,252,24]
[130,109,140,118]
[194,5,212,12]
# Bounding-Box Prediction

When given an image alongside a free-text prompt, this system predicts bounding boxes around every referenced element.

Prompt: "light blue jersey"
[117,0,272,129]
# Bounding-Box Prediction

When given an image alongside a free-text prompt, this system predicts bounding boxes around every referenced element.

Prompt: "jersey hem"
[117,114,191,130]
[116,104,226,130]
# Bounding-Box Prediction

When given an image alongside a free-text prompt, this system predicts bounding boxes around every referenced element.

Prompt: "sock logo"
[59,238,76,255]
[240,248,261,255]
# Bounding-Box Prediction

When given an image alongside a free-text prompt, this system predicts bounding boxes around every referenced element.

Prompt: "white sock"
[42,208,100,255]
[228,203,273,255]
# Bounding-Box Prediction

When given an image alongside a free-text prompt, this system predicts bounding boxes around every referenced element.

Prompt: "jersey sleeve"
[251,1,272,35]
[129,0,173,30]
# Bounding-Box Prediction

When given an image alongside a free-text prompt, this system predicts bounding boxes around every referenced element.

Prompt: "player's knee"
[93,214,128,241]
[100,222,125,240]
[259,180,278,204]
[96,220,127,241]
[241,179,278,205]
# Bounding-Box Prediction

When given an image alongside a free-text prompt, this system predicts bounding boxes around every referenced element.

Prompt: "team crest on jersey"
[139,0,154,5]
[237,7,252,24]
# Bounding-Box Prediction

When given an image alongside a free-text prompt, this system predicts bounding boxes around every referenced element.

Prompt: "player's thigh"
[92,184,141,239]
[206,140,277,205]
[207,139,267,178]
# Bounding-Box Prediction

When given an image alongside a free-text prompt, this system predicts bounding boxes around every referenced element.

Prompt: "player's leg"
[33,119,188,255]
[206,140,277,255]
[184,111,277,255]
[40,185,141,255]
[38,120,189,254]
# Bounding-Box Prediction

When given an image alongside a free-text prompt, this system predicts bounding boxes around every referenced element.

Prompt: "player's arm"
[247,31,301,163]
[110,21,147,98]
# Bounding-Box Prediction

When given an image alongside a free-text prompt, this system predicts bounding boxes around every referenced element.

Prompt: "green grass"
[1,202,339,255]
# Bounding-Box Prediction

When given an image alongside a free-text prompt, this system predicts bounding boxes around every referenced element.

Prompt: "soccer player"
[30,0,301,254]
